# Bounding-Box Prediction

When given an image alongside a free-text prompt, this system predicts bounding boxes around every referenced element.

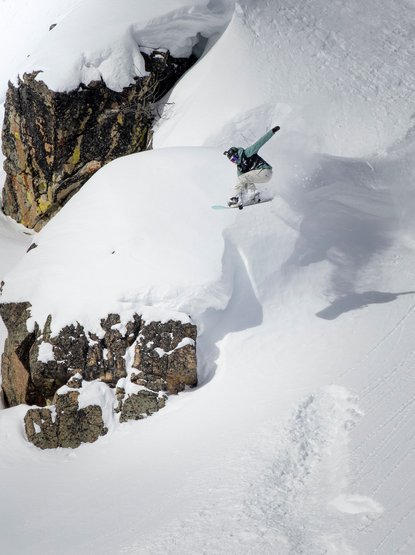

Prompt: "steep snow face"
[0,0,233,95]
[154,0,415,157]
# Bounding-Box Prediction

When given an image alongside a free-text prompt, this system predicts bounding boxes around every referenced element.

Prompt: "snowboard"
[212,196,273,211]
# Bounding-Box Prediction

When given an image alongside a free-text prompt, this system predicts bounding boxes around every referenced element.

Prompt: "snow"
[77,380,116,431]
[0,0,233,95]
[0,0,82,101]
[37,342,55,364]
[154,0,415,157]
[54,379,116,430]
[1,0,415,554]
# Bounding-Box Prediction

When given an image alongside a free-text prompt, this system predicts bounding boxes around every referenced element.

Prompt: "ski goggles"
[224,150,240,163]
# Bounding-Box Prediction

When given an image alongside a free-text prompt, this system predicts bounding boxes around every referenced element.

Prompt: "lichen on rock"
[132,320,198,394]
[24,380,107,449]
[119,389,166,423]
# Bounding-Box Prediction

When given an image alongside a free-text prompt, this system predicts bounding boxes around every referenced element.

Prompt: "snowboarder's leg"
[229,176,248,206]
[242,168,273,186]
[229,169,272,207]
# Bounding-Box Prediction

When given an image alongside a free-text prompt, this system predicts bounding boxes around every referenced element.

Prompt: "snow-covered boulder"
[23,325,197,448]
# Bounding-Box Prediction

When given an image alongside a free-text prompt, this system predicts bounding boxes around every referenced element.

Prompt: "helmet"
[223,147,240,163]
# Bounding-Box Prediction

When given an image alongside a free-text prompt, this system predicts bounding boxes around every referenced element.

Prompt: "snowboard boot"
[228,196,239,207]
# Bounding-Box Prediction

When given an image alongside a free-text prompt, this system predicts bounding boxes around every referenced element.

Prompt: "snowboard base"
[212,197,273,211]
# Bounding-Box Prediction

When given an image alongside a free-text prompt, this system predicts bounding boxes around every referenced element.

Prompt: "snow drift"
[0,148,237,336]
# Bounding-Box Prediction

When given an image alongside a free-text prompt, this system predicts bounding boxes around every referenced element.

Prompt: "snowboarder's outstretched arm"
[244,126,280,157]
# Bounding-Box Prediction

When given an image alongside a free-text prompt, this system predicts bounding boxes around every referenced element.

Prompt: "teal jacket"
[234,129,275,175]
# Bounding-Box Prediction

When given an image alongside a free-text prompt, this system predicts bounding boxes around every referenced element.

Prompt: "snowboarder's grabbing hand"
[224,126,280,209]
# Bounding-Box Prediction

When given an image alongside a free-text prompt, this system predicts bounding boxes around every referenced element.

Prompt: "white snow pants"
[232,168,272,198]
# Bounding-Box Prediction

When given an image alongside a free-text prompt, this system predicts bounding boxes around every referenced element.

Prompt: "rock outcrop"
[0,302,197,448]
[117,388,167,424]
[0,302,197,410]
[24,369,171,448]
[0,302,42,406]
[24,376,107,449]
[132,319,198,395]
[1,50,194,230]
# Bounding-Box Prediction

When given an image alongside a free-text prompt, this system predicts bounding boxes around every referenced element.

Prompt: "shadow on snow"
[197,238,263,385]
[285,153,400,295]
[316,290,415,320]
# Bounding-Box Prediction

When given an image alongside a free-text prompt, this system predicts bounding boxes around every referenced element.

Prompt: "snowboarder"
[223,126,280,209]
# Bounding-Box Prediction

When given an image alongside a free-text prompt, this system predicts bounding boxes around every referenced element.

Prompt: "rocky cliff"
[1,50,193,230]
[0,45,200,449]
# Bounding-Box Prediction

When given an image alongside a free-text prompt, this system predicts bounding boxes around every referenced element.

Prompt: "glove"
[272,126,280,133]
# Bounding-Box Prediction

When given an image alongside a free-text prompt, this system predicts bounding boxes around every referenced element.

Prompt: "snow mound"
[0,147,237,335]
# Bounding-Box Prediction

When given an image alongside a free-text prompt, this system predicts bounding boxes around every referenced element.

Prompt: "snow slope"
[2,143,415,553]
[1,0,415,554]
[154,0,415,157]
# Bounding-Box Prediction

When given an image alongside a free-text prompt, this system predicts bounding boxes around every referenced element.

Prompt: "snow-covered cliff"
[1,0,415,553]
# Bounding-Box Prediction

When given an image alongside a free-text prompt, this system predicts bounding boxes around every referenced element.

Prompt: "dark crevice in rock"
[14,330,41,406]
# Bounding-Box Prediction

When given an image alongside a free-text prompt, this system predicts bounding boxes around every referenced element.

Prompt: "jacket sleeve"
[244,129,275,157]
